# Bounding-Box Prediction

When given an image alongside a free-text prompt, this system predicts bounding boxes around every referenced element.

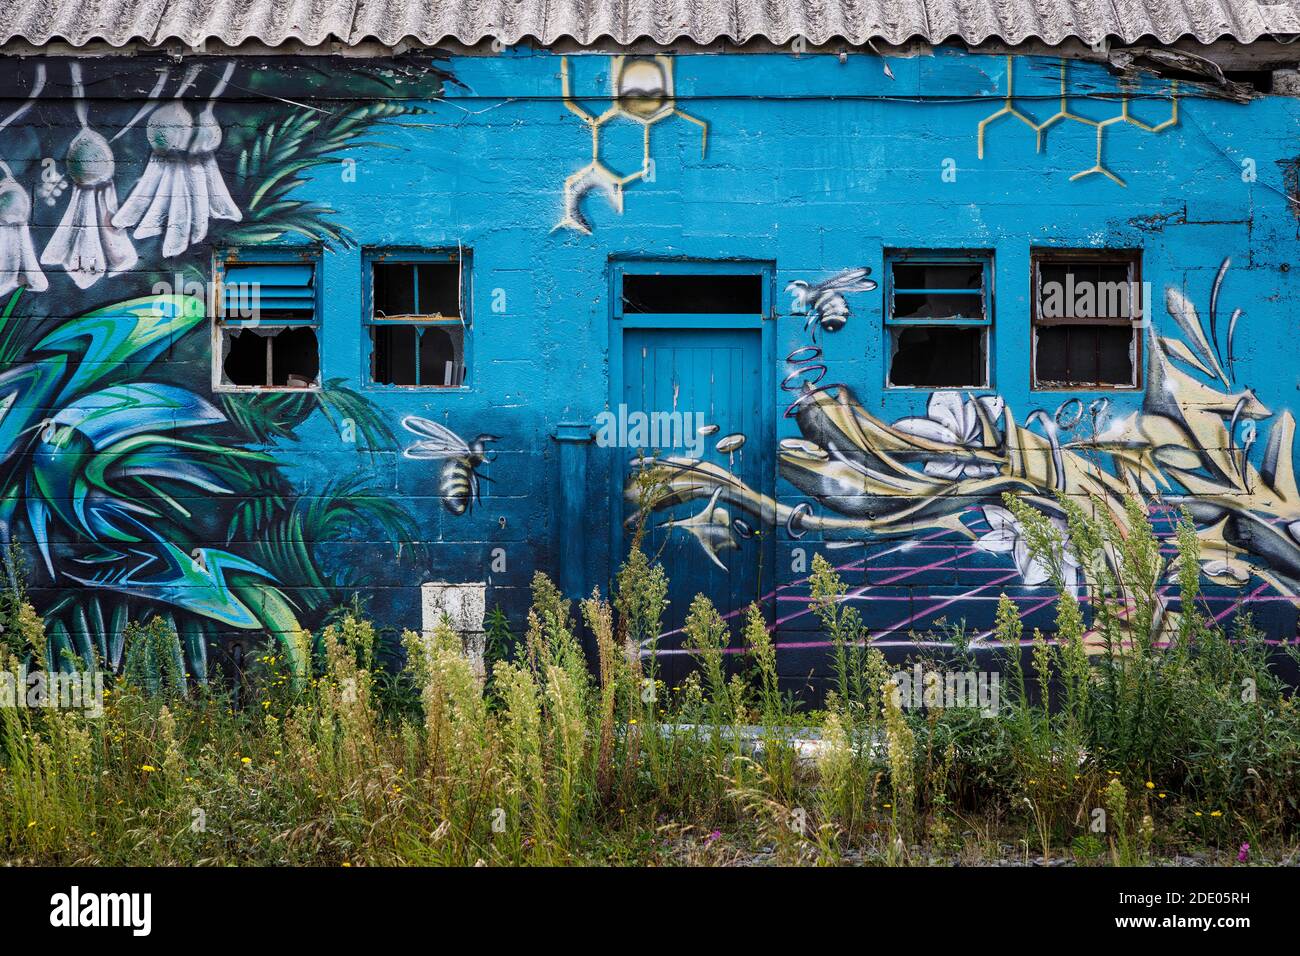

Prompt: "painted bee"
[401,416,498,516]
[786,267,878,334]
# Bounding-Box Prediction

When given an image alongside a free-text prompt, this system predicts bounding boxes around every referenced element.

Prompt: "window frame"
[611,259,772,325]
[1030,248,1143,392]
[883,250,994,390]
[363,247,471,390]
[211,246,323,394]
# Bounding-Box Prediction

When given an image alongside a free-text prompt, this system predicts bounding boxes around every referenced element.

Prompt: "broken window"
[368,254,467,387]
[885,253,990,388]
[1032,250,1142,389]
[216,257,320,389]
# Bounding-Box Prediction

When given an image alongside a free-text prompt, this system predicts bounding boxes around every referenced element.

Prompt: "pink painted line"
[772,541,985,630]
[1211,583,1270,623]
[863,571,1022,642]
[649,526,960,643]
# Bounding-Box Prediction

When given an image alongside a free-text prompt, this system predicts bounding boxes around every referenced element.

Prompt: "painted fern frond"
[227,102,422,248]
[317,378,398,452]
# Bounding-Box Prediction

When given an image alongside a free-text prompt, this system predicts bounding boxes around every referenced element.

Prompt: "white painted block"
[421,581,488,681]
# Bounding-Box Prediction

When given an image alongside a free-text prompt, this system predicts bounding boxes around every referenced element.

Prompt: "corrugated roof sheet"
[2,0,1297,49]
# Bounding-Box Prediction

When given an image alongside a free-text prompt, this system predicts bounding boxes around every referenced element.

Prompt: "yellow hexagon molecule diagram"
[977,56,1179,186]
[556,55,708,233]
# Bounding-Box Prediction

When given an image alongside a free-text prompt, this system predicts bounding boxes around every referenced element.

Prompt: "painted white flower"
[0,66,45,296]
[39,126,138,289]
[895,391,1004,480]
[0,174,46,297]
[113,64,241,258]
[189,94,242,226]
[977,504,1078,588]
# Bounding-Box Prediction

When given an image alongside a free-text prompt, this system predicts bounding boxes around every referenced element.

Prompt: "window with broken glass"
[1031,250,1142,389]
[367,253,468,388]
[215,255,321,390]
[885,253,991,388]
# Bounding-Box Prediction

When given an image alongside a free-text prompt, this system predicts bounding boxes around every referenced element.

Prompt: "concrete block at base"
[421,581,488,681]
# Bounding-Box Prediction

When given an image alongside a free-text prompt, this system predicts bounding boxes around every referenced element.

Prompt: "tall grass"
[0,494,1297,865]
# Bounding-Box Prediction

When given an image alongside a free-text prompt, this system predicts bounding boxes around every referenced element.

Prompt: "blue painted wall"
[2,48,1297,686]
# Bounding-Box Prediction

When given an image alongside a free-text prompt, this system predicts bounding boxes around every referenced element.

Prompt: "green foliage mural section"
[0,291,419,681]
[0,57,447,684]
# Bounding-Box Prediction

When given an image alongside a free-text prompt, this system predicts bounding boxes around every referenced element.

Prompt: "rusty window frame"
[1030,248,1143,391]
[211,246,322,393]
[365,248,470,389]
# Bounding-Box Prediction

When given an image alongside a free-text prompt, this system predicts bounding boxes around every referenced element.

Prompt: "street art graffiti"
[0,291,419,680]
[40,63,140,288]
[113,62,243,257]
[1,47,1293,686]
[556,55,709,233]
[977,56,1180,185]
[632,258,1299,650]
[0,66,47,298]
[786,268,878,334]
[401,416,498,516]
[0,59,445,682]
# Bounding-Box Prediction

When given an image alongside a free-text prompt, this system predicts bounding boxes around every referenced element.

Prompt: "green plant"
[122,619,186,700]
[883,678,917,858]
[484,605,517,672]
[0,509,1297,868]
[809,554,872,725]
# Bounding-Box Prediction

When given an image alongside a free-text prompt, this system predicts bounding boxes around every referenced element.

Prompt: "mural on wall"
[632,258,1300,650]
[0,59,451,682]
[401,416,498,516]
[786,267,879,334]
[977,56,1180,186]
[556,55,708,233]
[39,63,139,288]
[0,65,47,298]
[112,62,243,258]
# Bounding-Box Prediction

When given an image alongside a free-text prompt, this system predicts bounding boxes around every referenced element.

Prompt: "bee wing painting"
[401,416,472,460]
[813,267,877,295]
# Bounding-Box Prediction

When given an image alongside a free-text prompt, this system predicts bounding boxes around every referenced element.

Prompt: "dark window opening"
[217,256,319,390]
[891,261,986,320]
[222,326,320,389]
[371,324,465,387]
[1032,250,1141,389]
[891,263,982,289]
[373,325,418,386]
[271,327,320,387]
[1034,325,1135,387]
[222,329,266,387]
[885,253,991,388]
[621,272,763,314]
[369,255,468,388]
[1037,262,1137,320]
[889,326,985,388]
[374,261,460,318]
[893,292,984,320]
[421,327,458,385]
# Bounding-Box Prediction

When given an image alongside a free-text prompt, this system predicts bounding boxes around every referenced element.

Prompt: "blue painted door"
[621,327,770,644]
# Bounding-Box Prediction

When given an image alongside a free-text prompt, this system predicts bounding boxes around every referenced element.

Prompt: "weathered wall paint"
[1,48,1298,689]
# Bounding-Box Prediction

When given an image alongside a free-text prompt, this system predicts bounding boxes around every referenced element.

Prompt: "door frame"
[606,258,777,613]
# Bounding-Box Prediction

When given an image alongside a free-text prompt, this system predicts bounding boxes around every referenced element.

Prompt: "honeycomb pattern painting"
[555,55,708,233]
[977,55,1179,186]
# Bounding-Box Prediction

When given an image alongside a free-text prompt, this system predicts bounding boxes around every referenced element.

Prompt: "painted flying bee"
[401,416,499,516]
[786,266,878,333]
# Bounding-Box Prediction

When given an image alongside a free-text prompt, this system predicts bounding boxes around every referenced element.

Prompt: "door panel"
[620,327,770,647]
